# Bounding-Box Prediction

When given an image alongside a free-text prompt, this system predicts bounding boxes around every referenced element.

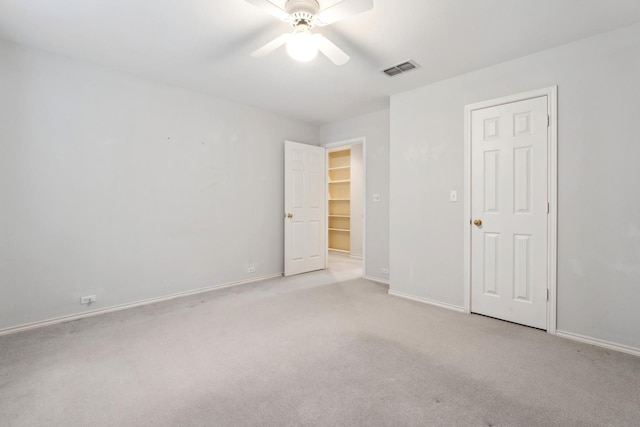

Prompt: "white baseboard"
[388,290,465,313]
[0,273,282,337]
[555,330,640,358]
[364,275,389,285]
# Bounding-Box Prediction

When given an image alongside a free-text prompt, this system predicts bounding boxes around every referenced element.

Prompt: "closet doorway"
[324,138,365,277]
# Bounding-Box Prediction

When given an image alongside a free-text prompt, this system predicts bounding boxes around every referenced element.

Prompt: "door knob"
[287,213,293,218]
[473,219,482,226]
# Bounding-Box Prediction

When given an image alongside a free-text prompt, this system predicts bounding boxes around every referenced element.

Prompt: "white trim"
[463,86,558,334]
[328,248,350,254]
[323,137,367,276]
[556,330,640,358]
[364,275,389,285]
[389,290,465,313]
[0,273,282,337]
[547,88,558,335]
[463,102,472,314]
[323,137,365,149]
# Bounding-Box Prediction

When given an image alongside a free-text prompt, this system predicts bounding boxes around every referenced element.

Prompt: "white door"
[471,96,548,329]
[284,141,326,276]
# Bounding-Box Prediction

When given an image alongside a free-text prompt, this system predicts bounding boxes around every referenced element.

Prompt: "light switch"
[450,190,458,202]
[372,193,381,202]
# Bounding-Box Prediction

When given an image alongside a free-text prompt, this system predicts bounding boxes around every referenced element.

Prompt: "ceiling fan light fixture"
[286,28,318,62]
[246,0,368,65]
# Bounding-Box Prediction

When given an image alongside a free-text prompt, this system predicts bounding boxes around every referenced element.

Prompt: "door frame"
[463,87,558,334]
[323,137,367,274]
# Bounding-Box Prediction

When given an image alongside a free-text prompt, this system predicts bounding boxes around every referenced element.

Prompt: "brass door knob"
[473,219,482,226]
[287,213,293,218]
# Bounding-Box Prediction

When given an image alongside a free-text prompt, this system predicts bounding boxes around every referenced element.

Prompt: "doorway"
[324,137,366,277]
[463,87,557,332]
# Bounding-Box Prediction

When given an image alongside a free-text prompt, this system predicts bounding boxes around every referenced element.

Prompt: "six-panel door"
[470,96,548,329]
[284,141,326,276]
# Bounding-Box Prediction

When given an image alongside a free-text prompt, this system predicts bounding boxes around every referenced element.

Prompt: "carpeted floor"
[1,253,639,426]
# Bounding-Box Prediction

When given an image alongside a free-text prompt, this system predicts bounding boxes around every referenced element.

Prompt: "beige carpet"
[1,255,639,426]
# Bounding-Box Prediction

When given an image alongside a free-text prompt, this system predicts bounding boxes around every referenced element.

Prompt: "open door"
[284,141,326,276]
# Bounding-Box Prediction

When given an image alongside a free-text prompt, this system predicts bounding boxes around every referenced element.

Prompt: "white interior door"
[471,96,548,329]
[284,141,326,276]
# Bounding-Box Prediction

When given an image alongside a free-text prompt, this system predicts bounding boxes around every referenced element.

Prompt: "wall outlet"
[80,295,96,305]
[247,266,256,274]
[381,267,390,275]
[372,193,381,202]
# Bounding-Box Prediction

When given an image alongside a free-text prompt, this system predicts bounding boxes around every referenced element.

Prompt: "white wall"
[320,109,390,282]
[390,24,640,350]
[0,40,319,330]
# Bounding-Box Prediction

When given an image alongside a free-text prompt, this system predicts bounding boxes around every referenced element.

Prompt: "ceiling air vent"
[382,60,420,77]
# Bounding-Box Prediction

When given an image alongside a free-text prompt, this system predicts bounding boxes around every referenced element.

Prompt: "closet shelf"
[328,148,351,253]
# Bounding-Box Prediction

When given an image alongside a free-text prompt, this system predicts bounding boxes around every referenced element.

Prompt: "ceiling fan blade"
[251,33,291,58]
[314,34,350,65]
[244,0,291,22]
[312,0,373,26]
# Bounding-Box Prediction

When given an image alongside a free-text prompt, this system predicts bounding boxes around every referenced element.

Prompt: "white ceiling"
[1,1,640,125]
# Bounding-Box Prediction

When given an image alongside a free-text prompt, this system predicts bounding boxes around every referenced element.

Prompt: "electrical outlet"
[372,193,381,202]
[381,267,389,275]
[247,266,256,274]
[80,295,96,305]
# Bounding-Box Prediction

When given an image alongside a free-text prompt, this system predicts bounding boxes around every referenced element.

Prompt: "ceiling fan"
[245,0,373,65]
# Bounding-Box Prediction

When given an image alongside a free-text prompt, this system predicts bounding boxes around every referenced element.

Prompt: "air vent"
[382,60,420,77]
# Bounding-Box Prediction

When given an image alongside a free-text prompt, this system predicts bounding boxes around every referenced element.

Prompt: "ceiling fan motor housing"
[286,0,319,28]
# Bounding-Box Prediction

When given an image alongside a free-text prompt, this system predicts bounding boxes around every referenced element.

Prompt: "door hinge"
[547,115,550,127]
[547,202,550,214]
[547,288,549,301]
